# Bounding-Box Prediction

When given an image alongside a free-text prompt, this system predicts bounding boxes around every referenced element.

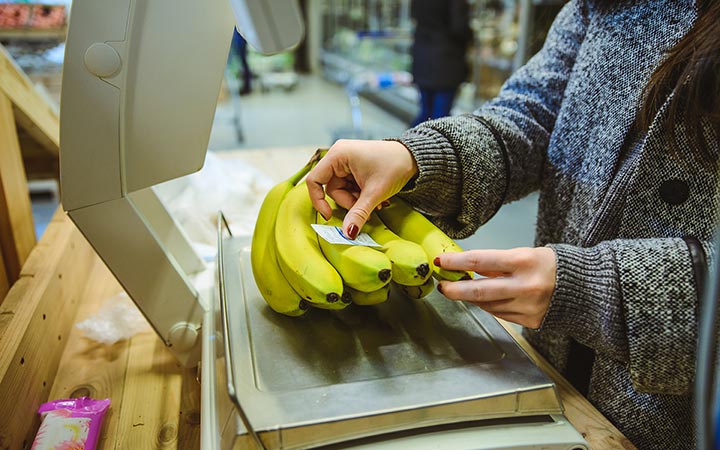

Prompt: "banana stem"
[287,148,328,186]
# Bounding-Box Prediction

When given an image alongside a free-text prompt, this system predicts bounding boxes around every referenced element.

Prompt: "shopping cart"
[332,70,412,141]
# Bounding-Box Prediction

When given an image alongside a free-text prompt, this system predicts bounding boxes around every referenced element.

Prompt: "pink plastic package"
[31,397,111,450]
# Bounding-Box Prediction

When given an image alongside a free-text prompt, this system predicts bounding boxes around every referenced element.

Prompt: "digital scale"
[58,0,589,448]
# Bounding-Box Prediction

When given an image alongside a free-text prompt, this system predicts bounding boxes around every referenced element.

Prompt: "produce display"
[0,4,66,29]
[251,149,472,317]
[0,4,30,28]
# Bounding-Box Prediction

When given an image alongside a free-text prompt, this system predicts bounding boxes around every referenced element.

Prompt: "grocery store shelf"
[320,50,367,84]
[321,50,418,124]
[0,27,66,41]
[479,56,514,72]
[362,87,417,125]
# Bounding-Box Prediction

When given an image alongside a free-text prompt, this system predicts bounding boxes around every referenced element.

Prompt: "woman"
[409,0,472,126]
[306,0,720,448]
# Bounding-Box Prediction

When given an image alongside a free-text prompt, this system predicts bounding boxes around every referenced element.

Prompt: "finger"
[306,160,341,220]
[437,278,518,303]
[435,250,518,274]
[323,178,357,208]
[306,150,355,212]
[342,192,381,239]
[306,183,331,220]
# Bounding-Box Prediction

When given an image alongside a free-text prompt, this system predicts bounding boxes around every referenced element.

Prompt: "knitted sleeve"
[396,0,588,238]
[543,238,715,394]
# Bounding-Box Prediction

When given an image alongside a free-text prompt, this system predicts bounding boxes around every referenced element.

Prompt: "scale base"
[199,225,589,450]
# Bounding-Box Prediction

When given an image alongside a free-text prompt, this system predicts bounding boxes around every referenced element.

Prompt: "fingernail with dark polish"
[437,283,444,294]
[347,224,359,240]
[433,257,441,267]
[381,200,391,207]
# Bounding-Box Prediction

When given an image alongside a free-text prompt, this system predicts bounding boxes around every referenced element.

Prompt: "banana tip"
[417,263,430,278]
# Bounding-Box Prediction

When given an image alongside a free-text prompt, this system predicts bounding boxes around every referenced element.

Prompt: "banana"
[393,277,435,300]
[377,197,473,282]
[316,201,392,293]
[275,181,350,310]
[345,284,391,306]
[250,150,326,316]
[363,212,431,286]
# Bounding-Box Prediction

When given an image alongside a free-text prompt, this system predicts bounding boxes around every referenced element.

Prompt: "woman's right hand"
[306,139,418,239]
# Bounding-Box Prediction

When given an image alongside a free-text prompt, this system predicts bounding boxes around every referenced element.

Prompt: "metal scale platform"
[209,219,588,450]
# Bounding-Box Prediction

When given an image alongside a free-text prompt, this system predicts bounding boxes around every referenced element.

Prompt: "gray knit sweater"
[396,1,719,448]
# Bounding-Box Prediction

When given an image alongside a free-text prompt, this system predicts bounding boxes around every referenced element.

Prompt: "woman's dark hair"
[639,0,720,166]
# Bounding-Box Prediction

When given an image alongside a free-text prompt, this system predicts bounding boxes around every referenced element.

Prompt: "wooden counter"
[0,147,635,450]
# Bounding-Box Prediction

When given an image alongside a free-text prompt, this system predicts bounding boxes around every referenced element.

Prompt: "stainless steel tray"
[216,220,563,449]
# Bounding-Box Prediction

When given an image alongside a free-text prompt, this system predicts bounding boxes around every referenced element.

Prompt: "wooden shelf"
[0,43,59,298]
[0,26,66,41]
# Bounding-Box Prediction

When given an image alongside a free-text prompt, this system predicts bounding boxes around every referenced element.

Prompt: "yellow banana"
[345,284,391,306]
[316,202,392,293]
[250,150,326,316]
[377,197,473,282]
[275,181,349,310]
[393,277,435,300]
[363,212,431,286]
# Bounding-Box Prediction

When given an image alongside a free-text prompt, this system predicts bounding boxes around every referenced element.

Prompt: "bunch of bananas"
[251,150,472,317]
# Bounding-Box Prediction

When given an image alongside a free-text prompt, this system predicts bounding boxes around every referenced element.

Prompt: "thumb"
[342,194,378,239]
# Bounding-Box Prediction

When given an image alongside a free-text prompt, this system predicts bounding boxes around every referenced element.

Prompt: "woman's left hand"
[435,247,557,329]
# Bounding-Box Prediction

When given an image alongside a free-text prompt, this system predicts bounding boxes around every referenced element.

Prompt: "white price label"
[310,224,381,247]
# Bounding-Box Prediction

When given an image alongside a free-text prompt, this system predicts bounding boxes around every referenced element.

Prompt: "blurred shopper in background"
[231,28,252,96]
[410,0,472,127]
[307,1,720,448]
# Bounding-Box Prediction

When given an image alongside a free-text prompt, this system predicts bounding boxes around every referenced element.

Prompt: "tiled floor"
[208,72,413,151]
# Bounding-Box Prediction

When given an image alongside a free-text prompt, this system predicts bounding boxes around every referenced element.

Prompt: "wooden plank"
[35,215,202,450]
[114,333,186,450]
[177,364,202,449]
[0,211,95,450]
[0,242,8,300]
[500,321,637,449]
[14,112,60,175]
[0,27,67,41]
[0,43,59,155]
[16,207,62,278]
[47,258,131,450]
[18,130,60,181]
[0,92,36,288]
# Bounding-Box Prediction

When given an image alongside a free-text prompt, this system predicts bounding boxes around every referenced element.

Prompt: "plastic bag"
[31,397,111,450]
[155,151,274,249]
[75,292,150,345]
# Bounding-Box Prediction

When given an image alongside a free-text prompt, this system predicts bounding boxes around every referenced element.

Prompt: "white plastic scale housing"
[60,0,588,448]
[60,0,303,367]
